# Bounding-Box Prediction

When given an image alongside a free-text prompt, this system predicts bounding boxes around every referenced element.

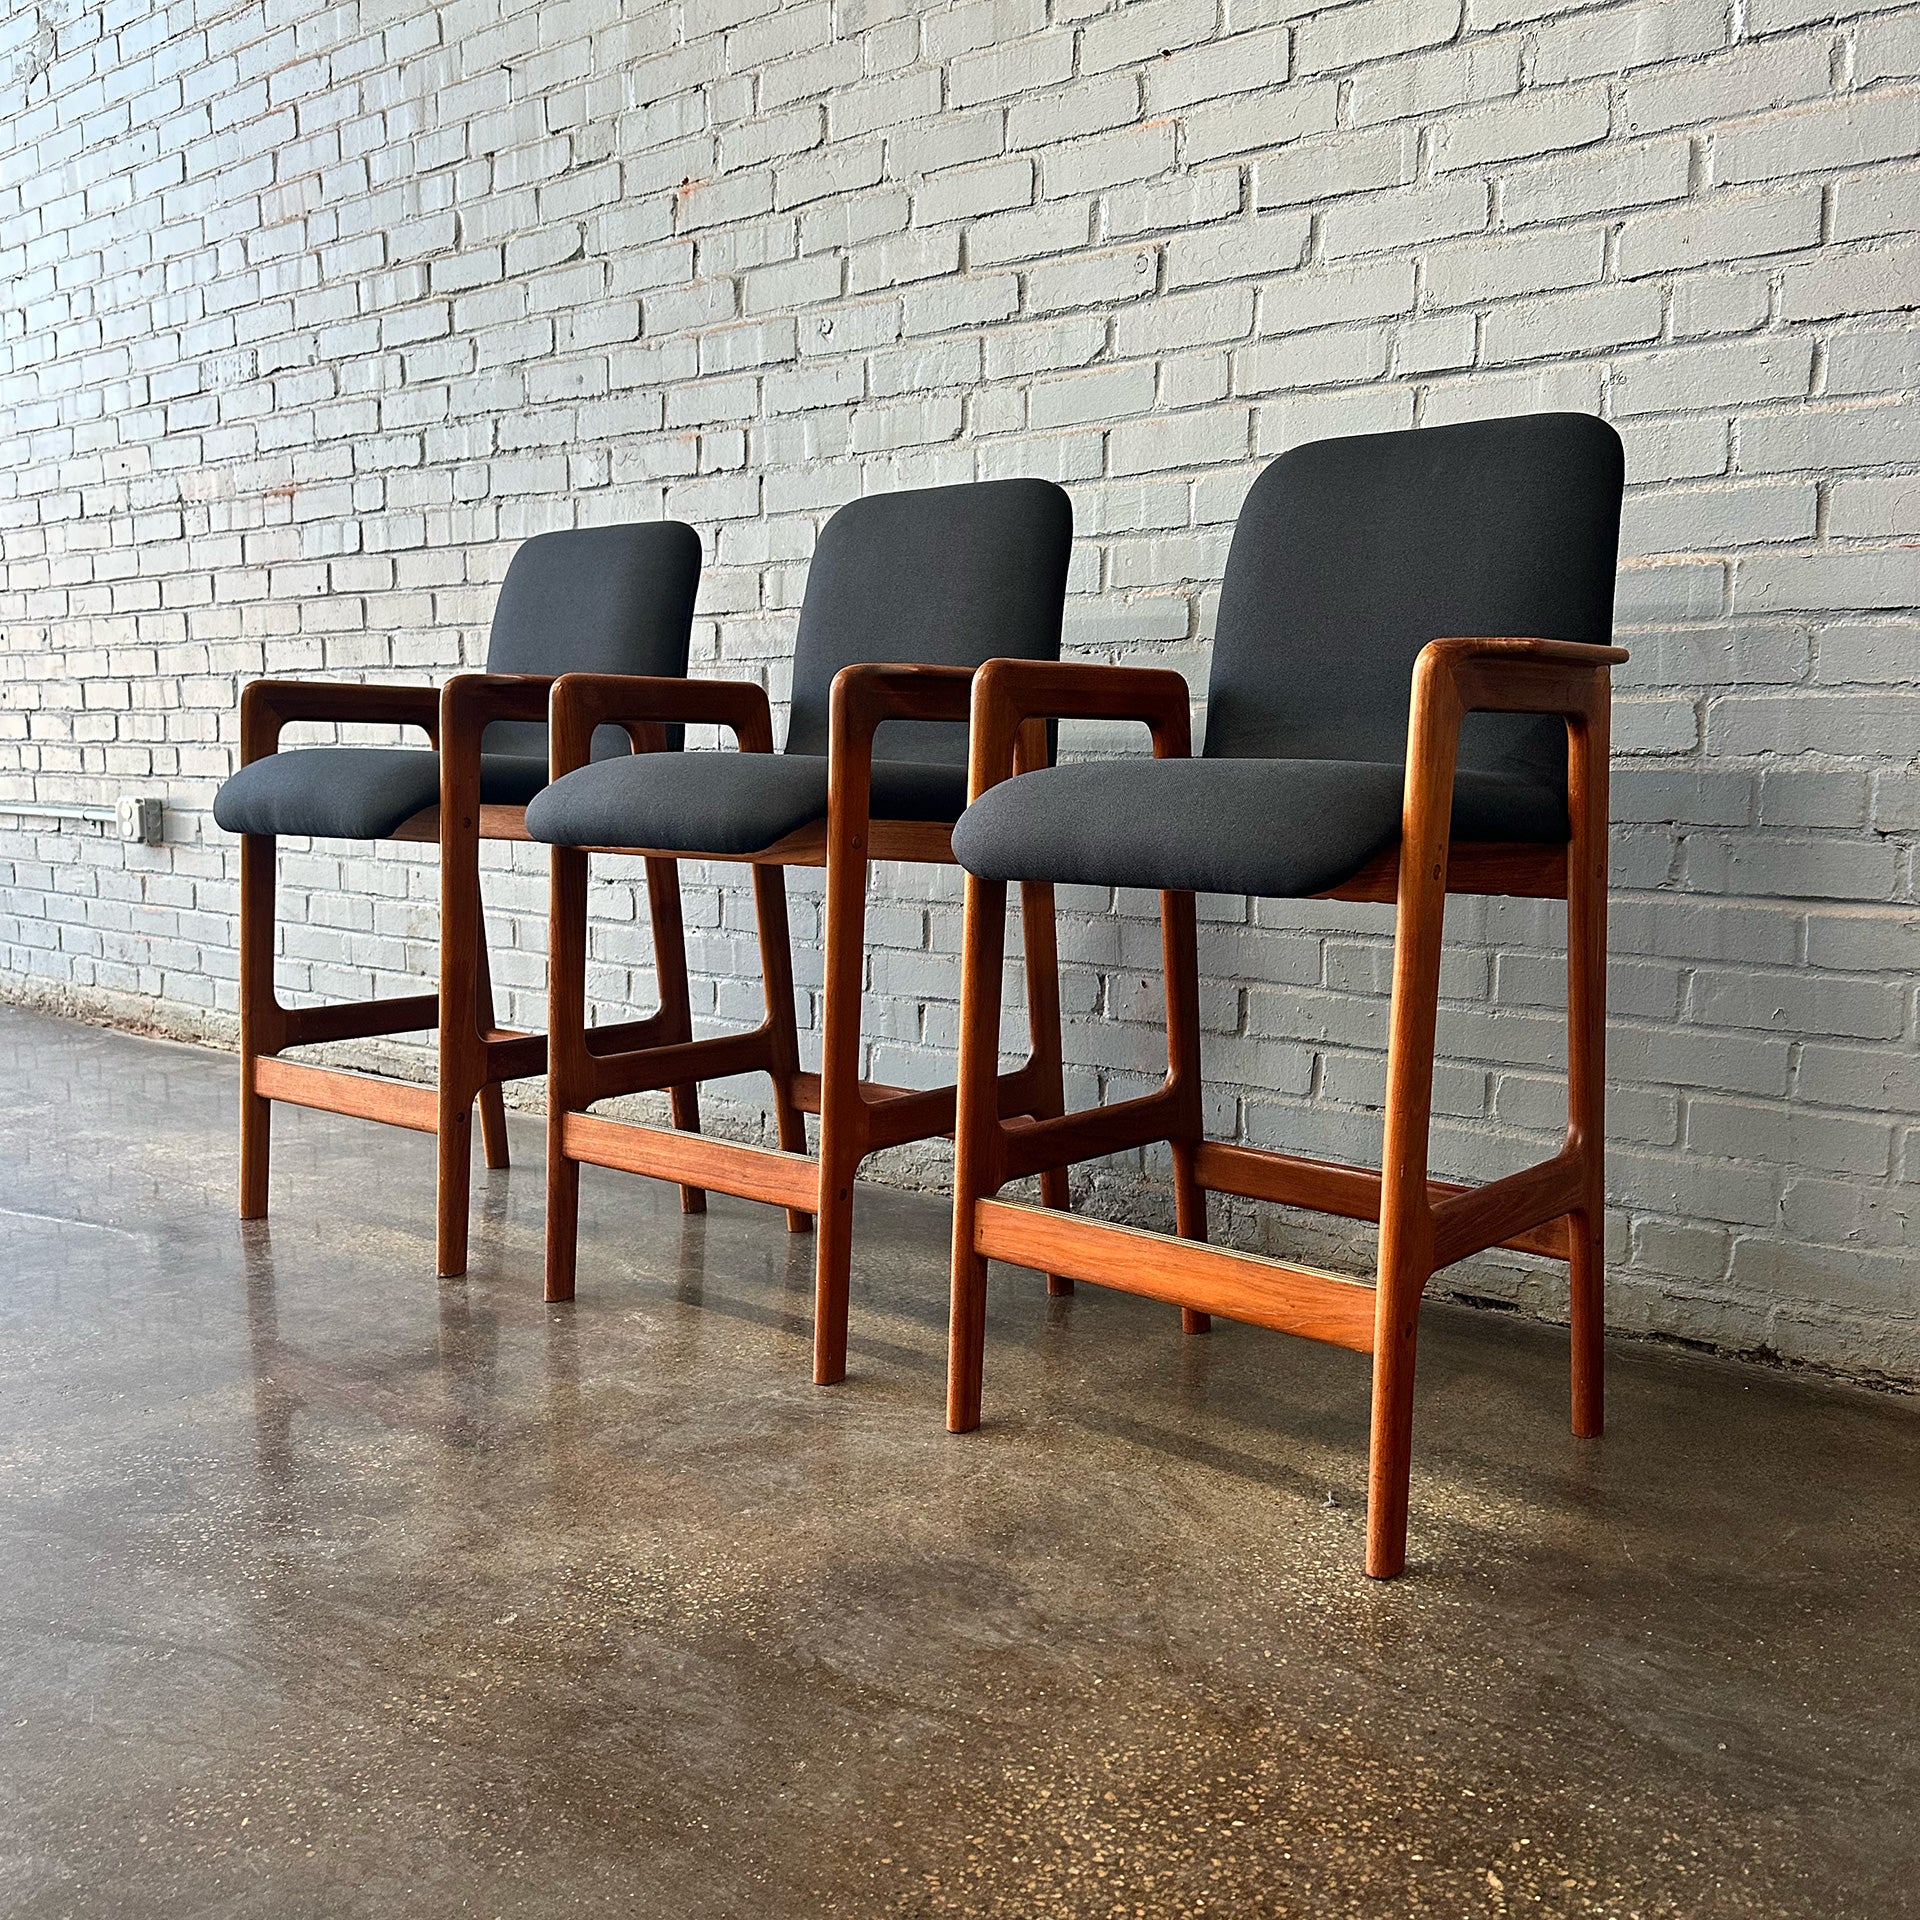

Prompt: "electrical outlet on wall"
[117,797,164,846]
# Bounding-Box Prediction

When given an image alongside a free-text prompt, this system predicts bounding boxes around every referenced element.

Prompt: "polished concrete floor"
[1,1005,1915,1918]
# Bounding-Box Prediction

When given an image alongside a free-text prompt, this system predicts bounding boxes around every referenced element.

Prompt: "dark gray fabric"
[951,758,1568,896]
[953,412,1623,899]
[529,479,1071,855]
[526,752,968,855]
[211,748,549,841]
[783,478,1071,764]
[215,520,700,842]
[481,521,701,759]
[1202,411,1622,786]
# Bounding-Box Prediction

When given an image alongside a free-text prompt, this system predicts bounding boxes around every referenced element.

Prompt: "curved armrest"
[547,673,774,780]
[1415,636,1627,723]
[830,662,976,736]
[440,672,556,745]
[966,658,1193,804]
[823,663,979,836]
[1406,635,1628,866]
[239,678,441,764]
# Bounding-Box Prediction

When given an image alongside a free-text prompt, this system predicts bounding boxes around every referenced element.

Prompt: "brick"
[1529,0,1728,85]
[1814,621,1920,685]
[1042,121,1177,198]
[1078,0,1217,74]
[1319,178,1488,259]
[912,157,1034,227]
[1479,283,1662,364]
[1611,337,1815,416]
[1346,41,1520,126]
[1148,28,1290,112]
[1258,258,1415,334]
[1708,692,1920,761]
[1498,136,1691,227]
[1253,126,1419,208]
[1777,239,1920,320]
[1736,550,1920,615]
[1433,84,1612,172]
[1623,37,1833,137]
[1163,213,1311,288]
[1616,186,1825,276]
[1715,93,1920,186]
[1295,0,1463,74]
[1181,79,1339,164]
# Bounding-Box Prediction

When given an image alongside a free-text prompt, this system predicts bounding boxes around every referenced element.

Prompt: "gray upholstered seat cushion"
[212,748,550,841]
[951,757,1568,897]
[525,751,970,855]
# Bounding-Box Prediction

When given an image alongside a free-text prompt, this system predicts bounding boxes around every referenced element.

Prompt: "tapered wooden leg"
[1161,889,1212,1336]
[1018,880,1074,1295]
[1365,1239,1426,1582]
[436,814,485,1278]
[1365,739,1452,1581]
[473,927,510,1172]
[949,875,1010,1433]
[645,857,706,1216]
[435,1081,476,1277]
[238,833,278,1220]
[544,844,590,1304]
[752,866,813,1234]
[1172,1140,1211,1336]
[666,1083,707,1214]
[814,828,872,1385]
[1566,700,1611,1439]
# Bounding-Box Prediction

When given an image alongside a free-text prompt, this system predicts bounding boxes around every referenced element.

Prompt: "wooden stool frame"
[236,673,698,1277]
[543,663,1072,1384]
[946,637,1626,1580]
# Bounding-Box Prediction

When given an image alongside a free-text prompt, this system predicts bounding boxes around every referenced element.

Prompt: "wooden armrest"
[439,672,557,745]
[239,678,441,763]
[967,658,1193,801]
[829,662,977,737]
[1405,635,1625,860]
[823,665,979,833]
[1417,636,1627,722]
[548,673,774,779]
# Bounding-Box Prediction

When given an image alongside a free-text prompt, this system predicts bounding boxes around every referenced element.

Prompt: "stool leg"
[436,815,485,1279]
[238,833,278,1220]
[474,924,510,1173]
[949,875,1010,1433]
[1566,700,1611,1438]
[1366,795,1449,1581]
[1162,889,1211,1335]
[753,866,814,1234]
[813,834,870,1387]
[645,856,706,1216]
[544,845,590,1305]
[1018,880,1073,1295]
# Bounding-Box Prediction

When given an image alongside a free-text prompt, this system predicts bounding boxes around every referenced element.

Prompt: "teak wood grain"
[945,639,1625,1581]
[975,1199,1378,1353]
[541,664,1078,1376]
[234,673,605,1275]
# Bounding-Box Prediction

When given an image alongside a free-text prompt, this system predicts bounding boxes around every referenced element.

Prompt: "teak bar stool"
[945,413,1626,1579]
[214,522,702,1275]
[526,479,1075,1383]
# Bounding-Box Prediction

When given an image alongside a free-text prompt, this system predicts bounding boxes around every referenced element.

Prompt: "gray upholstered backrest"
[482,521,702,757]
[783,479,1073,764]
[1203,413,1624,791]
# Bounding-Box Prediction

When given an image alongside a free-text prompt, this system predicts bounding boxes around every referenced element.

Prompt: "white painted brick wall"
[3,0,1916,1379]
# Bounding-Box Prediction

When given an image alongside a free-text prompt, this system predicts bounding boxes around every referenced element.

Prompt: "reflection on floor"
[0,1005,1913,1917]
